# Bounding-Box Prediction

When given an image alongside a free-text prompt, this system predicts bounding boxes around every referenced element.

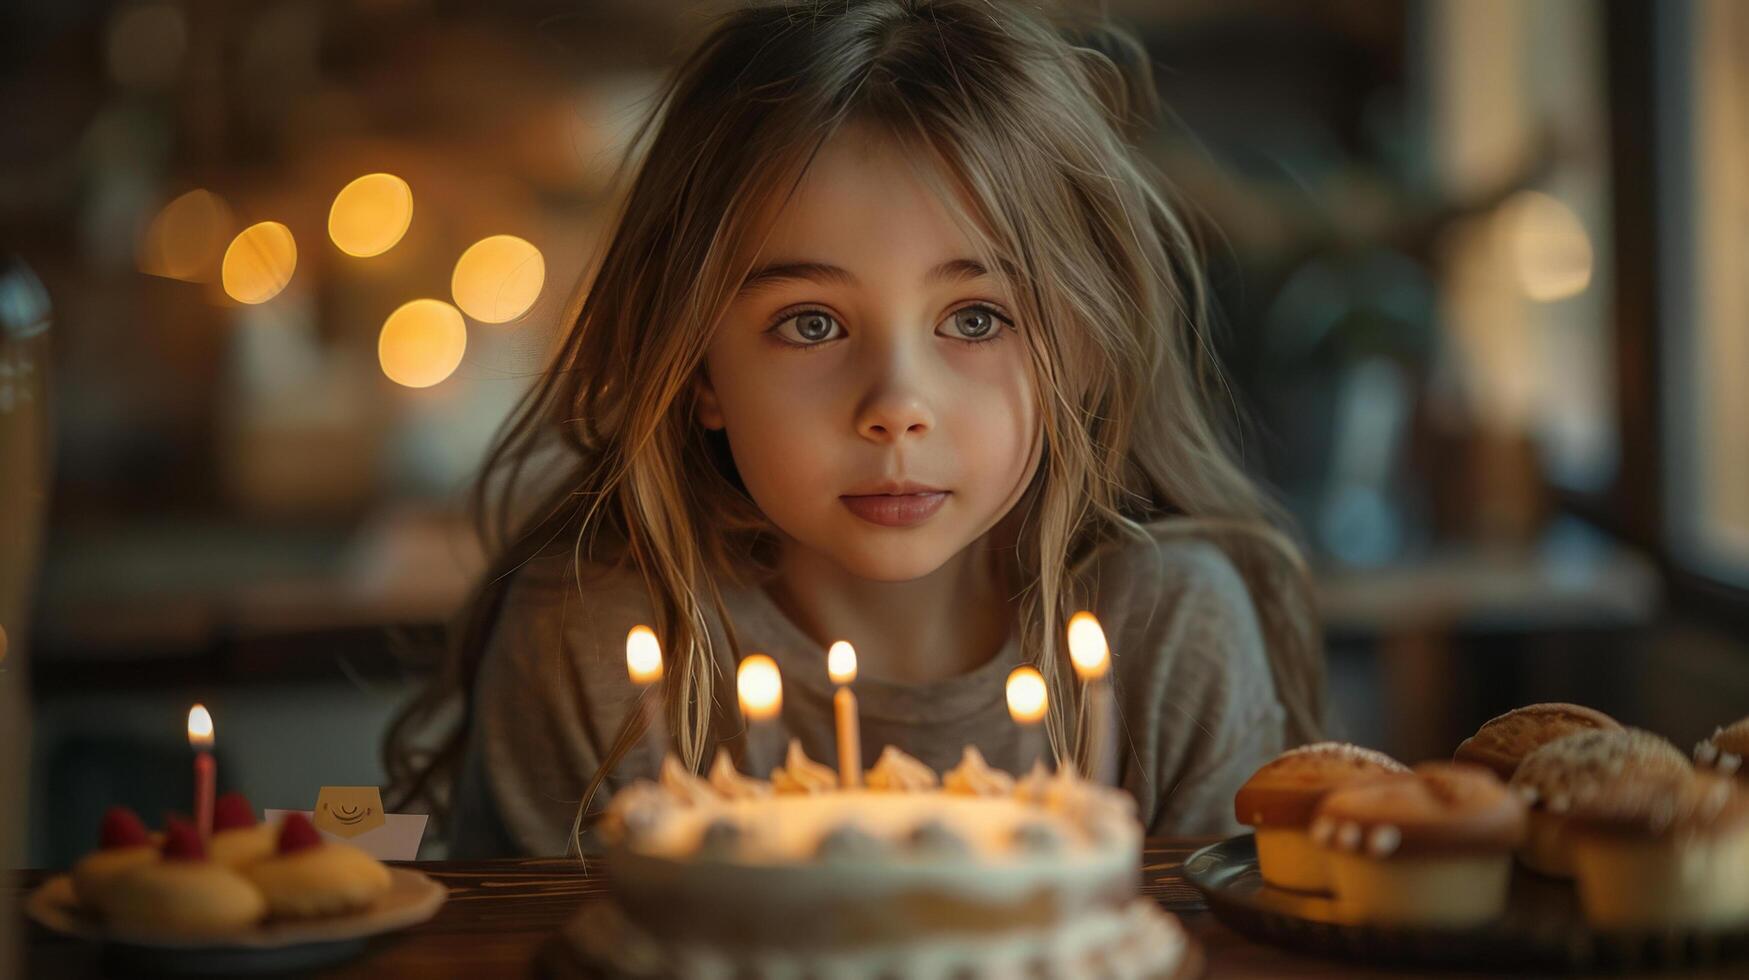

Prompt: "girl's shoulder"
[1077,520,1257,615]
[1078,519,1273,689]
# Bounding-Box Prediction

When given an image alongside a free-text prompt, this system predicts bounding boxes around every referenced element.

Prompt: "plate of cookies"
[1184,705,1749,972]
[25,793,447,974]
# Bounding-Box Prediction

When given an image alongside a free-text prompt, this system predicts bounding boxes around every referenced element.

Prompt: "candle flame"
[1067,611,1109,680]
[625,625,663,685]
[827,640,857,685]
[187,703,214,748]
[737,653,783,721]
[1006,666,1048,725]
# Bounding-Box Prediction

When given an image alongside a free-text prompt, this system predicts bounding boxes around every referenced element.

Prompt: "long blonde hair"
[385,0,1323,826]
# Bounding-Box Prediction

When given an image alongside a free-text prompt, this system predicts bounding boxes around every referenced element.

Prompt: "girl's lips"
[840,491,949,527]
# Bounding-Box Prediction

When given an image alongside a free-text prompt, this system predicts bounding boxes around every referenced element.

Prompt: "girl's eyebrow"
[736,257,990,297]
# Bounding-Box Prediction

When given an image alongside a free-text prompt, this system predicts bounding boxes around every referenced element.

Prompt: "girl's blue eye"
[772,310,844,345]
[766,303,1013,348]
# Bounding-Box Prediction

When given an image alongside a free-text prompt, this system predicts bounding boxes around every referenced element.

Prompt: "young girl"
[386,0,1324,858]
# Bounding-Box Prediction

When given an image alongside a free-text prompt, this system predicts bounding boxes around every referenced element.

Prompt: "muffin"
[1234,742,1410,892]
[1566,771,1749,929]
[245,812,391,918]
[1508,727,1690,878]
[71,806,158,909]
[207,792,277,869]
[1694,715,1749,779]
[1311,763,1527,927]
[97,819,266,936]
[1454,702,1622,780]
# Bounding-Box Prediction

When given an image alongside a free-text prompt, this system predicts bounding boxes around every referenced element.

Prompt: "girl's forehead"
[749,123,986,269]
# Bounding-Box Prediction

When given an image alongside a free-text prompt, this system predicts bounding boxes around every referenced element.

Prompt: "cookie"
[244,812,391,918]
[71,806,159,910]
[97,819,266,936]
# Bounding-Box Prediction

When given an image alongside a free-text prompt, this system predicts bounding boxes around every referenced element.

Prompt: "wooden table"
[15,839,1740,978]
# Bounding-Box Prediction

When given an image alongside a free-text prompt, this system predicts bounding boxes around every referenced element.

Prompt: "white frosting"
[661,755,718,807]
[944,746,1015,797]
[1014,759,1056,804]
[708,753,772,800]
[865,746,938,792]
[770,740,837,795]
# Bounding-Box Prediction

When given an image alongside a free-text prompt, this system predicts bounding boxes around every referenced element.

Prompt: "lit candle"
[1068,611,1116,784]
[827,641,862,789]
[737,653,783,765]
[625,625,667,759]
[1007,665,1048,727]
[186,704,215,840]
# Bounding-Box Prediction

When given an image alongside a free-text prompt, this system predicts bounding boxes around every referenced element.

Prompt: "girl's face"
[697,123,1042,582]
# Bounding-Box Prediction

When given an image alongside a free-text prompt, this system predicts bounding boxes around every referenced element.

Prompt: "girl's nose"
[855,367,935,442]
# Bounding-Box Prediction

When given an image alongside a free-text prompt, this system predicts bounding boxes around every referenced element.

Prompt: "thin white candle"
[1068,611,1116,784]
[827,641,862,789]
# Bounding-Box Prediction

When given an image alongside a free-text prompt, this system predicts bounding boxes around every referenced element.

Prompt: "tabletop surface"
[15,838,1743,979]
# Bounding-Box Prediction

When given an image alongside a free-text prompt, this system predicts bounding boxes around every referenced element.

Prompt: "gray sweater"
[448,525,1286,857]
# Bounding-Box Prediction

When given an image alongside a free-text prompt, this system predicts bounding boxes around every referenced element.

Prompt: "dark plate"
[1182,834,1749,973]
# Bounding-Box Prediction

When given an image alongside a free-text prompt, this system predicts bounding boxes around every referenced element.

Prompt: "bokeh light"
[139,189,233,282]
[1498,190,1593,302]
[328,173,413,257]
[221,221,297,304]
[378,299,467,388]
[451,234,545,323]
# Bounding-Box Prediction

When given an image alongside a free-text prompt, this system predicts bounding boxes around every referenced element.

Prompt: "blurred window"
[1660,0,1749,587]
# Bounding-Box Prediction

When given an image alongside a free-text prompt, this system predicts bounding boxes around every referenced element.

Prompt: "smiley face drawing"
[313,786,387,838]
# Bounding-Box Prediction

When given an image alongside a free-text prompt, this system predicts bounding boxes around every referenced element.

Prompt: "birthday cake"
[590,741,1188,979]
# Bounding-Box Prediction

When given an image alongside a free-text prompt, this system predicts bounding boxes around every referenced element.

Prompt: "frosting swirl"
[865,746,939,792]
[944,746,1015,796]
[770,739,837,795]
[708,753,773,800]
[660,754,717,807]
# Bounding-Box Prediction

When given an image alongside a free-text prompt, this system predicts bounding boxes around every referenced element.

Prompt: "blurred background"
[3,0,1747,867]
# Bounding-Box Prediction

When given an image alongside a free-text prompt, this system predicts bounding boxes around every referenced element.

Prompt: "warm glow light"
[1498,190,1593,302]
[186,703,214,749]
[626,625,663,685]
[451,234,545,323]
[328,173,413,257]
[737,653,783,722]
[378,298,467,388]
[140,188,233,282]
[1067,611,1110,681]
[221,221,297,304]
[1006,666,1048,725]
[827,640,857,685]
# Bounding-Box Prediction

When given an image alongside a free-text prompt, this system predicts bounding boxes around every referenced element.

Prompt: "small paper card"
[266,786,427,861]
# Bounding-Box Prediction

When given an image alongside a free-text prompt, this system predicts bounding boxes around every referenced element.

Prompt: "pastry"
[1508,727,1689,878]
[244,812,392,918]
[207,792,277,869]
[97,818,266,936]
[1454,702,1622,780]
[1694,715,1749,779]
[1233,742,1410,892]
[1311,763,1526,927]
[71,806,158,910]
[1567,770,1749,929]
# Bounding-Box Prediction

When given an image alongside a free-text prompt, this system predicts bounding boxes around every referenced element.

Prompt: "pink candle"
[187,704,215,839]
